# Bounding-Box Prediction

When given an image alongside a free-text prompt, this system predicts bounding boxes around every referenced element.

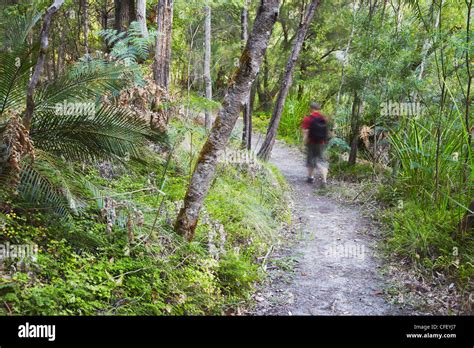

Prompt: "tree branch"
[23,0,65,131]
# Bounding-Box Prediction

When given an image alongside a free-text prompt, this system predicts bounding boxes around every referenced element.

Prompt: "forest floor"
[248,138,411,315]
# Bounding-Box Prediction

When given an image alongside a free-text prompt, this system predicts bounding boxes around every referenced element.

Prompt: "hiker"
[301,102,329,186]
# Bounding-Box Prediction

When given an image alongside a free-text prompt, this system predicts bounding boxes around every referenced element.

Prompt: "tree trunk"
[114,0,128,32]
[247,82,257,150]
[81,0,89,54]
[348,90,360,165]
[153,0,174,90]
[137,0,149,38]
[256,55,273,112]
[241,2,251,148]
[57,21,66,75]
[51,29,57,79]
[23,0,65,131]
[464,0,472,183]
[257,0,320,161]
[100,0,109,30]
[129,0,136,23]
[336,0,357,110]
[204,5,212,130]
[455,201,474,239]
[174,0,280,241]
[114,0,136,32]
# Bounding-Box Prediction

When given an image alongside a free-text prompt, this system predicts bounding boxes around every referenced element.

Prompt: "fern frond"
[0,44,38,116]
[16,155,83,218]
[30,105,164,162]
[34,60,138,111]
[98,21,153,64]
[0,4,41,50]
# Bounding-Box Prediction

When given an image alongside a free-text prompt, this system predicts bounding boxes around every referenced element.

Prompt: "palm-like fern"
[0,12,166,218]
[31,104,163,162]
[99,21,157,66]
[17,151,84,217]
[0,3,41,51]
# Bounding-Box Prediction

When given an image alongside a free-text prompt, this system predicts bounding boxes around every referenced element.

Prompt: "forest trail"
[251,138,403,315]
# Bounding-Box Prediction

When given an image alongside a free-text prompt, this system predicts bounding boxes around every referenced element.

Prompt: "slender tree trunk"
[137,0,149,38]
[336,0,357,110]
[464,0,472,184]
[256,55,273,112]
[57,20,66,75]
[418,1,440,80]
[153,0,174,90]
[297,42,308,100]
[175,0,280,241]
[242,100,251,149]
[204,4,212,130]
[23,0,65,131]
[153,0,165,84]
[101,0,109,30]
[185,23,199,117]
[348,90,360,165]
[81,0,89,54]
[51,30,57,79]
[241,1,251,148]
[247,82,257,150]
[434,0,446,200]
[257,0,320,160]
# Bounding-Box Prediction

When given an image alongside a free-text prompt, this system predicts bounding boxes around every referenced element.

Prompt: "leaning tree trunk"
[464,0,472,183]
[241,1,251,149]
[23,0,65,131]
[257,0,320,161]
[153,0,174,90]
[203,4,212,130]
[175,0,281,241]
[137,0,149,39]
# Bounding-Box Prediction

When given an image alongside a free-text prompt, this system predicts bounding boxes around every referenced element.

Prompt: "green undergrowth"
[0,119,291,315]
[377,185,474,286]
[326,154,474,292]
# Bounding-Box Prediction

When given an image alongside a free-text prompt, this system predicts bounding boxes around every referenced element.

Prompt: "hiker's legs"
[316,163,328,183]
[305,144,317,181]
[315,144,328,184]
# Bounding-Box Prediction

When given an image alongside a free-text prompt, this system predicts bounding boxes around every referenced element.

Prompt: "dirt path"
[252,139,403,315]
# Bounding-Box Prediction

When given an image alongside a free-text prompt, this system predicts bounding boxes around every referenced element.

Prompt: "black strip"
[0,315,472,346]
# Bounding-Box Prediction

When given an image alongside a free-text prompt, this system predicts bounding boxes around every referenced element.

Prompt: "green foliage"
[217,251,260,298]
[382,199,474,283]
[99,21,157,66]
[330,161,375,183]
[0,15,166,218]
[0,120,291,315]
